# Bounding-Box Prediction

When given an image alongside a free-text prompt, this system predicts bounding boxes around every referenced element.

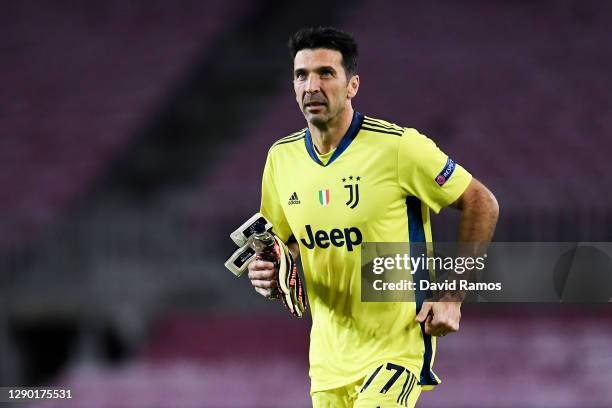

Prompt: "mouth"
[304,101,326,110]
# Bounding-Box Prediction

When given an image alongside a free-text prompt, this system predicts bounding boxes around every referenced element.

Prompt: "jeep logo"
[300,224,362,251]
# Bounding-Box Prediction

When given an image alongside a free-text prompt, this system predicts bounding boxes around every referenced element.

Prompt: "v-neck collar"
[304,111,364,167]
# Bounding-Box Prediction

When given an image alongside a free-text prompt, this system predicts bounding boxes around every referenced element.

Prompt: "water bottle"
[251,224,280,298]
[251,224,278,262]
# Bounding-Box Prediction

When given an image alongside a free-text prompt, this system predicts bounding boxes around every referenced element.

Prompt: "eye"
[295,71,306,81]
[320,69,333,78]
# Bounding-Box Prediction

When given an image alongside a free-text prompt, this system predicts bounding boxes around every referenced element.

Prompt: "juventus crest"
[342,175,361,209]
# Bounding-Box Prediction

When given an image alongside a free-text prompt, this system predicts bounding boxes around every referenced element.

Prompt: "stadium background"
[1,0,611,406]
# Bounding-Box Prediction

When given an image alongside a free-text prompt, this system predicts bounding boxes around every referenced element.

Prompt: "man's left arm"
[415,177,499,336]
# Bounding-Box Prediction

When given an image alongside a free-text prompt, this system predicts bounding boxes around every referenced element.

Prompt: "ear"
[347,74,360,99]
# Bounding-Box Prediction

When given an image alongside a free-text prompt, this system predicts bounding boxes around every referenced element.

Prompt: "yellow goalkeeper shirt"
[259,112,472,392]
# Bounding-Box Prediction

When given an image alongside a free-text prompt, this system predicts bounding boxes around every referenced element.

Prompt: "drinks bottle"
[251,223,280,297]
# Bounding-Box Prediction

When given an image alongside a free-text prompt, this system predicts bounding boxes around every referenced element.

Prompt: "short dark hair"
[288,26,358,76]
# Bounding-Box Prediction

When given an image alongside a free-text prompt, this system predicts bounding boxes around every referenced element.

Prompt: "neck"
[309,106,354,154]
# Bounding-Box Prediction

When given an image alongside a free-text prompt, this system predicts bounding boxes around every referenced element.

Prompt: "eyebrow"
[294,65,337,76]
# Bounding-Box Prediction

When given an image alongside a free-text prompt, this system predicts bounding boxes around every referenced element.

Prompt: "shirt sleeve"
[397,129,472,213]
[259,150,293,242]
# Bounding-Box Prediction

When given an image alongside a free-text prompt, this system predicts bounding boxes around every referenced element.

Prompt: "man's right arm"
[253,147,297,298]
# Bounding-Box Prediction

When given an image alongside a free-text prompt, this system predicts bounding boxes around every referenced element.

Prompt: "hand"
[415,299,461,337]
[247,259,279,299]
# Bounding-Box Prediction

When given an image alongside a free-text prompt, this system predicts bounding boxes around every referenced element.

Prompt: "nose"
[305,74,321,94]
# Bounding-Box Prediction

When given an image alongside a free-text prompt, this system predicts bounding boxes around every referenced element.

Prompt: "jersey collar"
[304,111,364,167]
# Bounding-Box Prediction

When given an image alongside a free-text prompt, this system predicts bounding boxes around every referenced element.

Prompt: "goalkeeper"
[245,26,499,408]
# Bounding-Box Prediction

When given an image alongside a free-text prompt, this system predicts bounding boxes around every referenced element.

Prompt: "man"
[247,27,498,407]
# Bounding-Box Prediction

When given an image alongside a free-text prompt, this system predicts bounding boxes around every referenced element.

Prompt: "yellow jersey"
[259,112,472,392]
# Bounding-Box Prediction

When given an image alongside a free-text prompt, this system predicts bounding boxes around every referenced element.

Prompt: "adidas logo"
[288,192,301,205]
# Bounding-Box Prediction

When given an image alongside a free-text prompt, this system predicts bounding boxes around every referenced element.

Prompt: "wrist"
[439,291,465,303]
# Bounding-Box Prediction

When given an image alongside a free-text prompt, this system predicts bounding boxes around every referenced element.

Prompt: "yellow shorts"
[311,362,422,408]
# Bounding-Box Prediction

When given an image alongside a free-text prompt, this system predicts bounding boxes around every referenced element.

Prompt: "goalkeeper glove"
[225,213,307,318]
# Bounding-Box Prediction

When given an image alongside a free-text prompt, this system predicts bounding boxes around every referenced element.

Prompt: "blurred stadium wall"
[1,0,611,407]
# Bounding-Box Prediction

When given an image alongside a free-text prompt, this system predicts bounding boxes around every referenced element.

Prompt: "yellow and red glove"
[225,213,307,318]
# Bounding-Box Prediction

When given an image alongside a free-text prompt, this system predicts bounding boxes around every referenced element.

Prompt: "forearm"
[456,179,499,252]
[445,178,499,300]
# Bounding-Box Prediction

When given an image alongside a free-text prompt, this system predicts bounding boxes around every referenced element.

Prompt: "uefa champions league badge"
[435,157,456,186]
